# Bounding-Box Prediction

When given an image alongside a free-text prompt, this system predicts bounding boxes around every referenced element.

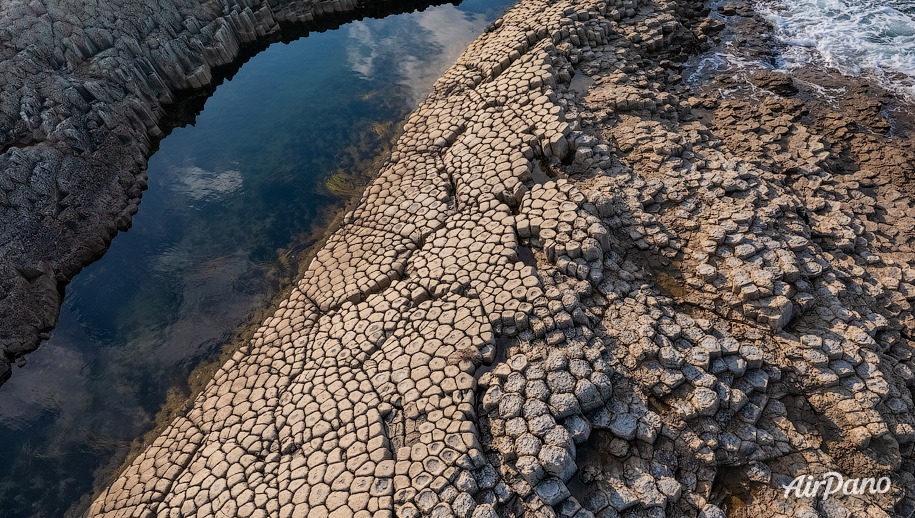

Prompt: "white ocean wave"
[757,0,915,100]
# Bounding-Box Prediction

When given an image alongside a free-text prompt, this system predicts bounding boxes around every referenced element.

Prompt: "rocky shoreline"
[0,0,462,384]
[86,0,915,517]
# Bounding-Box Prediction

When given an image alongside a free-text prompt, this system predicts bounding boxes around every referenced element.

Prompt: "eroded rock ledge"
[0,0,457,384]
[93,0,915,516]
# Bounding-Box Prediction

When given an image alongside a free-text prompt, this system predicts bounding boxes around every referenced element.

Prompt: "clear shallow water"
[758,0,915,99]
[0,1,513,516]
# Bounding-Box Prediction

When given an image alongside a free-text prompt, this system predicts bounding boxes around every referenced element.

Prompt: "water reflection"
[169,166,245,201]
[0,0,513,516]
[347,3,494,102]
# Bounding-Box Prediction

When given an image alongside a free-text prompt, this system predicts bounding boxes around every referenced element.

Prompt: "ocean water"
[758,0,915,99]
[0,0,513,516]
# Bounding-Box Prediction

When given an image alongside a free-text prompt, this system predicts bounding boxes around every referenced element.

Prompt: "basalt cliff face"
[0,0,455,383]
[90,0,915,517]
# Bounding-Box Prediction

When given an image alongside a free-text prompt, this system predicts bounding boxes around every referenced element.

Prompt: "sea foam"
[757,0,915,100]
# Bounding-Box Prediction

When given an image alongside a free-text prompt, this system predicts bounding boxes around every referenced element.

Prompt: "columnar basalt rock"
[92,0,915,517]
[0,0,458,383]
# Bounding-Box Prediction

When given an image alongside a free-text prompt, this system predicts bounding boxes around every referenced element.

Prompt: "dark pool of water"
[0,1,513,516]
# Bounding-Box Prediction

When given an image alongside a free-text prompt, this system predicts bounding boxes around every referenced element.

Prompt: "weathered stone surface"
[90,0,915,516]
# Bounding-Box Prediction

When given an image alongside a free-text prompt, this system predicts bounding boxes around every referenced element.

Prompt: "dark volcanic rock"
[0,0,452,384]
[748,69,798,97]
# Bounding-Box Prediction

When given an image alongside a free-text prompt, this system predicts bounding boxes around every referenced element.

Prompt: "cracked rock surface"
[0,0,456,384]
[93,0,915,516]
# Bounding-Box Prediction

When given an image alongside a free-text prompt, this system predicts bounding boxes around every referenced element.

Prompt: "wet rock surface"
[0,0,459,384]
[79,0,915,516]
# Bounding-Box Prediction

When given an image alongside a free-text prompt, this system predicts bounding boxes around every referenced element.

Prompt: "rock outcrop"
[91,0,915,517]
[0,0,458,383]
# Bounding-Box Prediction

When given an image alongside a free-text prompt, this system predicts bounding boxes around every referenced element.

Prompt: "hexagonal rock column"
[91,0,915,516]
[91,0,583,515]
